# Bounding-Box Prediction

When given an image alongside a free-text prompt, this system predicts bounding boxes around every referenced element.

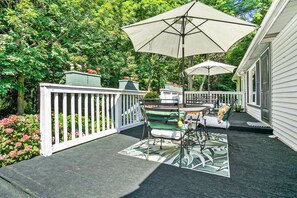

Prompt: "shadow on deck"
[0,125,296,198]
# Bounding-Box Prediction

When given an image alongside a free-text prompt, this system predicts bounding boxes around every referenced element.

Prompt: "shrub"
[144,91,160,99]
[0,115,40,167]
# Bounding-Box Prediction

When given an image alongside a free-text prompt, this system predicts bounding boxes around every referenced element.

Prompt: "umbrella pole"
[208,67,210,103]
[182,39,185,106]
[182,17,185,106]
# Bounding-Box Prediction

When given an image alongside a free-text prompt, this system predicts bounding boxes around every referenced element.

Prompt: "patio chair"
[140,98,188,167]
[202,104,233,134]
[186,97,218,115]
[185,110,210,153]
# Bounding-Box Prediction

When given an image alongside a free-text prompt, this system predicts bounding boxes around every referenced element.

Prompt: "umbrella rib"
[185,20,208,36]
[163,20,182,35]
[184,1,196,17]
[187,19,226,52]
[164,31,181,36]
[122,17,179,29]
[122,2,196,29]
[135,17,182,52]
[187,31,201,36]
[190,16,258,28]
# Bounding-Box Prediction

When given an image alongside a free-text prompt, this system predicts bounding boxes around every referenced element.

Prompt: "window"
[250,67,256,103]
[248,61,260,105]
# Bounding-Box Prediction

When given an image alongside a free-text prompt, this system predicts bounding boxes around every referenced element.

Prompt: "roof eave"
[235,0,290,75]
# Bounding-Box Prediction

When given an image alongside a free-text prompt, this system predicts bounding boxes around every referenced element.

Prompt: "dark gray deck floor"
[0,126,297,198]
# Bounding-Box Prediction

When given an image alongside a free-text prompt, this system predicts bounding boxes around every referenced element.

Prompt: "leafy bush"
[144,91,160,99]
[0,115,40,167]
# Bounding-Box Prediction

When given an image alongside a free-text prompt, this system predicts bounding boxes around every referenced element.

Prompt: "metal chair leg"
[146,130,150,160]
[179,139,183,168]
[141,124,146,141]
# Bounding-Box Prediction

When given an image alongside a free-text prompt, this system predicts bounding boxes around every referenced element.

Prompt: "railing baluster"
[107,94,110,130]
[111,94,115,129]
[126,95,129,125]
[54,93,59,145]
[122,95,126,126]
[136,96,140,122]
[71,93,75,140]
[91,94,95,134]
[102,94,105,131]
[85,94,89,136]
[129,95,132,124]
[63,93,67,142]
[96,94,100,133]
[132,95,135,124]
[78,93,82,138]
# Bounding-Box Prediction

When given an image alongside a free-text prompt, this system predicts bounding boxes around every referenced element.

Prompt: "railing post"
[160,90,165,100]
[241,91,246,111]
[40,86,52,157]
[115,93,122,132]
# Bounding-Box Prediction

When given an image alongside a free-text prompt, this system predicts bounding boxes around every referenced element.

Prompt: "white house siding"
[271,14,297,151]
[246,105,261,121]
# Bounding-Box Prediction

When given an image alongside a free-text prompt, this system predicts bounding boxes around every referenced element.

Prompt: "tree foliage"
[0,0,272,115]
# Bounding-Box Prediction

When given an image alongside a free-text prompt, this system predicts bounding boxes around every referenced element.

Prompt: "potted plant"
[65,64,102,87]
[144,91,160,99]
[235,104,241,112]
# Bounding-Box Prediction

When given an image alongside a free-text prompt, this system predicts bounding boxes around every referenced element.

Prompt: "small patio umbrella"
[122,0,257,104]
[185,60,237,100]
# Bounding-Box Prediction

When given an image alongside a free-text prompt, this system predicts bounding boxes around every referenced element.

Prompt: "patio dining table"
[180,106,211,152]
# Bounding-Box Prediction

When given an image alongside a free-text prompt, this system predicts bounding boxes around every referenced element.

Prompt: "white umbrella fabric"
[185,60,237,99]
[122,0,257,104]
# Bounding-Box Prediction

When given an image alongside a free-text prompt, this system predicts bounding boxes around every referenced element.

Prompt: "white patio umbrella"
[122,0,258,104]
[185,60,237,100]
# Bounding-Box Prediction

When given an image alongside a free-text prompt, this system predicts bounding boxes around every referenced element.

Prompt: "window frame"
[248,62,260,106]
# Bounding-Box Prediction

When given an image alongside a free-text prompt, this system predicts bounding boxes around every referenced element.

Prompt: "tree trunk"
[147,73,153,91]
[188,56,194,90]
[17,73,25,115]
[199,75,207,91]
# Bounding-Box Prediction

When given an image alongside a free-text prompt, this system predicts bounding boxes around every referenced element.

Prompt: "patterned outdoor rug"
[119,132,230,177]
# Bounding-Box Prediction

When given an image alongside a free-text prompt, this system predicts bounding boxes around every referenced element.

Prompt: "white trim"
[248,65,256,105]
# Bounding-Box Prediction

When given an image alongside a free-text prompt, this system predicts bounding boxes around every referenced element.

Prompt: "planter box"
[65,71,101,87]
[119,80,139,90]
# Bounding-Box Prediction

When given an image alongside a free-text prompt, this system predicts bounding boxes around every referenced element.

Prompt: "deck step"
[229,112,273,135]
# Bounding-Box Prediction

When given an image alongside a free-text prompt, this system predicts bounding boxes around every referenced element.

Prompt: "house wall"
[271,14,297,151]
[246,105,261,121]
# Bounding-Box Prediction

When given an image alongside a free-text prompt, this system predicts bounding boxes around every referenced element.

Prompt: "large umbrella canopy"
[185,60,237,100]
[122,0,258,104]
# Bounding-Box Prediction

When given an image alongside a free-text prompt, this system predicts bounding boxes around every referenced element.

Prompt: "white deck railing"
[185,91,245,106]
[40,83,145,156]
[160,89,245,107]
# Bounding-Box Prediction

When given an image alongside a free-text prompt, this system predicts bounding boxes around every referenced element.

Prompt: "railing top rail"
[160,89,182,94]
[40,83,146,95]
[185,91,243,94]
